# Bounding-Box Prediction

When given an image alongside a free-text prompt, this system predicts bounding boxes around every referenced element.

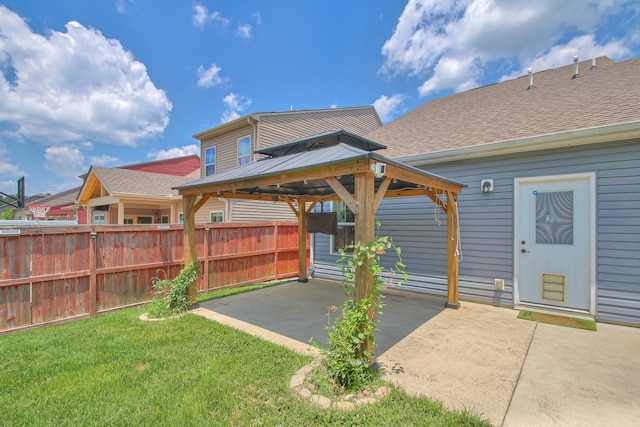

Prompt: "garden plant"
[147,262,200,318]
[316,223,409,394]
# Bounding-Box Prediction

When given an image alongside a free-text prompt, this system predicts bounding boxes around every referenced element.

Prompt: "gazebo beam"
[178,160,369,196]
[385,163,462,194]
[325,177,359,214]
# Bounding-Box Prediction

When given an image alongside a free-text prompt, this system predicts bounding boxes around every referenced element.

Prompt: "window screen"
[535,191,574,245]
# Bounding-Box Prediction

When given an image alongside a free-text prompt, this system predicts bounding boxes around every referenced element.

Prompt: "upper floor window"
[238,136,251,166]
[205,147,216,176]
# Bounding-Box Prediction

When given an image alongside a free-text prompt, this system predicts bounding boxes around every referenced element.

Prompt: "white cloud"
[0,143,25,177]
[149,144,200,160]
[196,63,225,88]
[372,94,406,123]
[44,146,86,178]
[525,34,630,73]
[221,93,252,123]
[381,0,637,96]
[0,6,172,146]
[0,179,17,195]
[236,24,252,39]
[90,154,120,165]
[418,56,480,96]
[192,2,229,30]
[115,0,132,14]
[253,12,262,25]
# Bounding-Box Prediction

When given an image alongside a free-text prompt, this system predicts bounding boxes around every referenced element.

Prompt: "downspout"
[247,116,258,161]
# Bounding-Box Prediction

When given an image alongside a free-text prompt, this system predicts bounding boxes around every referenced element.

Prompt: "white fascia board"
[399,121,640,166]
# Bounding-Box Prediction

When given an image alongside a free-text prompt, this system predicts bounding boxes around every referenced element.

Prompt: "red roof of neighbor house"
[119,155,200,176]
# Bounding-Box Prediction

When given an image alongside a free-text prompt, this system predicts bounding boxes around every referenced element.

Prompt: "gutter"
[398,121,640,166]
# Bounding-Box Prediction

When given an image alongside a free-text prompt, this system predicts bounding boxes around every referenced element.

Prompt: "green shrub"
[148,262,200,318]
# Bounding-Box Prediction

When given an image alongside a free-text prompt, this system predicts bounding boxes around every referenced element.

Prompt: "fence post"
[203,226,210,292]
[274,223,279,279]
[89,229,97,317]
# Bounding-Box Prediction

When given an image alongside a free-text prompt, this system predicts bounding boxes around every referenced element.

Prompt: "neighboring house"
[313,56,640,326]
[76,156,200,225]
[192,106,382,223]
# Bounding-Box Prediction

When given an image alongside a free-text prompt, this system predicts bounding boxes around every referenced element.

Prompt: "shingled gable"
[78,166,190,204]
[368,56,640,160]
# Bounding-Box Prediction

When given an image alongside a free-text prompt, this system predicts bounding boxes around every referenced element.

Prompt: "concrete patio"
[192,278,640,427]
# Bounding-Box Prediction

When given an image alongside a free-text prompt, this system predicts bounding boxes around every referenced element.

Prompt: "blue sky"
[0,0,638,196]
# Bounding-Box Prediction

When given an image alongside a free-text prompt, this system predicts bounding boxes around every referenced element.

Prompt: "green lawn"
[0,291,490,426]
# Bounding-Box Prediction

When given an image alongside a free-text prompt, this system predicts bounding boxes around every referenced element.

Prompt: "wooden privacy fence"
[0,222,308,334]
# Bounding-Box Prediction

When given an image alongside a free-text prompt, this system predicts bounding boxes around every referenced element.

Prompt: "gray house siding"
[313,139,640,325]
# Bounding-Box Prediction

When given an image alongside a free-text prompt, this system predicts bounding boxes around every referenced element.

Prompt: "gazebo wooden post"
[445,191,460,309]
[354,172,375,303]
[182,194,198,303]
[354,171,376,362]
[297,199,308,282]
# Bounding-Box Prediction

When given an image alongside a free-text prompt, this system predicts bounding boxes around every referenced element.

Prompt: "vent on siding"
[541,273,566,302]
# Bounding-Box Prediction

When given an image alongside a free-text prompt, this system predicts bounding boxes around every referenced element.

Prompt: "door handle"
[521,249,529,254]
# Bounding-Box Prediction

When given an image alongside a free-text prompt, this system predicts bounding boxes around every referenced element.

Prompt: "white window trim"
[237,135,252,166]
[93,212,107,225]
[210,210,224,223]
[205,146,216,176]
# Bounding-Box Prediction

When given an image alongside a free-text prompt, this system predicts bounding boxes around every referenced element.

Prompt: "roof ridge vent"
[572,55,579,79]
[527,68,534,89]
[591,57,596,70]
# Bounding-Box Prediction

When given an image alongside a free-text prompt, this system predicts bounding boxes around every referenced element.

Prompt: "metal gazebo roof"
[174,129,465,199]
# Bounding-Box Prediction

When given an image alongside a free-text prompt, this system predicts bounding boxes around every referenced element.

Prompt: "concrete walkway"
[193,279,640,427]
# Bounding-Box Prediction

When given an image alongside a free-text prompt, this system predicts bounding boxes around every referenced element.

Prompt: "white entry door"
[516,174,594,312]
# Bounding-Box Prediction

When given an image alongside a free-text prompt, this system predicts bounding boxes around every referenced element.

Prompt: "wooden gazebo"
[175,130,465,313]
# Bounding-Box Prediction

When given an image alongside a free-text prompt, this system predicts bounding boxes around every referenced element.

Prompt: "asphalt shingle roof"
[366,56,640,159]
[92,166,192,197]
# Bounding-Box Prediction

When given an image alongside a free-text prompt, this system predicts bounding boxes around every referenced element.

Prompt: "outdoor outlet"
[494,278,505,291]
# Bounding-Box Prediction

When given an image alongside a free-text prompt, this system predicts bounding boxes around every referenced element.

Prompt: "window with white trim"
[330,201,355,253]
[179,213,184,224]
[205,146,216,176]
[210,211,224,223]
[93,212,106,225]
[238,136,251,166]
